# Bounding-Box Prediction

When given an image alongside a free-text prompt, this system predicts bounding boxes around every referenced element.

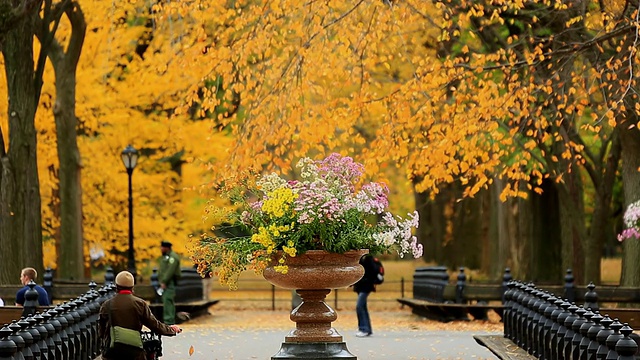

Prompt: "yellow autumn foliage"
[3,0,639,274]
[2,0,232,272]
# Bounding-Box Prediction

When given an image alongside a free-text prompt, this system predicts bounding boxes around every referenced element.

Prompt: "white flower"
[373,231,396,247]
[257,173,288,193]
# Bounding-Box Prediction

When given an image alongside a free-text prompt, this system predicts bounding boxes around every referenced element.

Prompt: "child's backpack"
[372,257,385,285]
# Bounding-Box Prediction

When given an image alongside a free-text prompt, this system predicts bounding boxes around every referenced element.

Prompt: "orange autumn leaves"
[3,0,638,270]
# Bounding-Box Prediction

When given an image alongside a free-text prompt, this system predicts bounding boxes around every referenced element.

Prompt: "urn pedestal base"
[286,289,341,342]
[264,250,367,360]
[271,341,357,360]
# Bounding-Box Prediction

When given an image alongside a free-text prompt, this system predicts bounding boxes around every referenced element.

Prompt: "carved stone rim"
[263,249,368,290]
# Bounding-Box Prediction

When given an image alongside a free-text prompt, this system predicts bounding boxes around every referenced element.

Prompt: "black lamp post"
[121,144,139,278]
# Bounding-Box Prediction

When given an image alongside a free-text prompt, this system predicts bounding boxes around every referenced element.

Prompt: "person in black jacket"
[353,254,377,337]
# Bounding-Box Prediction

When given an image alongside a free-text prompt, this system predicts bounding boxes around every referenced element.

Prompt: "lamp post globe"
[121,145,139,279]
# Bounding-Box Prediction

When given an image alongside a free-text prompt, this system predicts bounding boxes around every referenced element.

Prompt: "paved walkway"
[159,309,502,359]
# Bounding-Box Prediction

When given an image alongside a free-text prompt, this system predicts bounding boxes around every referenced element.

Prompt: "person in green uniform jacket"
[158,240,181,325]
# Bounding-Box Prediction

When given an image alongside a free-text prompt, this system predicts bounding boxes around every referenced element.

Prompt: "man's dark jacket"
[353,254,377,293]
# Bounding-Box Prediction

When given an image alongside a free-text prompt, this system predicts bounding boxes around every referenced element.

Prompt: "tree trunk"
[530,179,562,282]
[414,185,446,264]
[584,133,621,284]
[451,184,484,269]
[47,3,87,281]
[556,168,587,284]
[418,177,565,283]
[413,189,434,262]
[519,193,534,280]
[608,9,640,287]
[489,178,510,279]
[478,188,492,277]
[489,179,563,283]
[501,182,529,278]
[440,184,458,268]
[0,5,44,284]
[619,123,640,286]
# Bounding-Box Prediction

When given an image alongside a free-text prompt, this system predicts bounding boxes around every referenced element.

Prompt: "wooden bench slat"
[0,306,54,326]
[148,299,219,323]
[398,298,503,322]
[0,299,220,326]
[598,308,640,329]
[474,335,536,360]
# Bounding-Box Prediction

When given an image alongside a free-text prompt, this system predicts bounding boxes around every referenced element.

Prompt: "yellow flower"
[274,265,289,274]
[283,245,297,257]
[267,223,292,237]
[261,188,298,218]
[268,224,281,237]
[251,227,275,248]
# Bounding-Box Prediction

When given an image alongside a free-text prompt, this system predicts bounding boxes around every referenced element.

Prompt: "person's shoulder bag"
[107,301,144,349]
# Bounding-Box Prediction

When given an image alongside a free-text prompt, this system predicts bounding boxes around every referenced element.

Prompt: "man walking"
[158,240,181,324]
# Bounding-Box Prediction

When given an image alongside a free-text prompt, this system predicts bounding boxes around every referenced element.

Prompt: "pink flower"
[618,200,640,242]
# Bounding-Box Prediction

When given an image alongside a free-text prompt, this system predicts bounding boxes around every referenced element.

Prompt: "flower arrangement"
[192,153,423,289]
[618,200,640,241]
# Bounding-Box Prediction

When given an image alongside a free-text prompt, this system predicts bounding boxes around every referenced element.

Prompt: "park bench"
[400,267,640,323]
[148,267,219,323]
[474,335,536,360]
[0,281,114,359]
[0,305,54,325]
[475,280,640,359]
[398,266,504,322]
[597,308,640,328]
[398,297,503,322]
[0,283,109,304]
[1,267,218,325]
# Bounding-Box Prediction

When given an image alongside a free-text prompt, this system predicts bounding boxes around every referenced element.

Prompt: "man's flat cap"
[115,271,135,287]
[161,240,172,247]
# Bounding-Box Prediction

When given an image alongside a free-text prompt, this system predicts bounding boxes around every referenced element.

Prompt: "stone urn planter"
[263,249,367,359]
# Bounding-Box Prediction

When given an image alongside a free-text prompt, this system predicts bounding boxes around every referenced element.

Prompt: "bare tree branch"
[33,0,72,103]
[0,124,5,157]
[63,2,86,69]
[454,24,636,72]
